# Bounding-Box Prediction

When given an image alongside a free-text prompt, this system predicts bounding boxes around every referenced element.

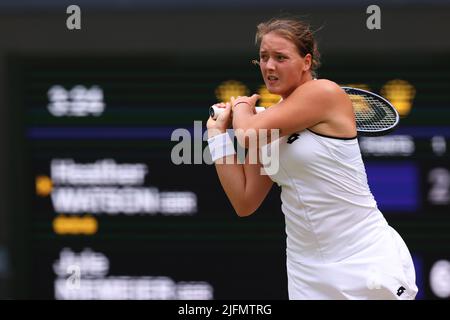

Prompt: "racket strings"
[352,93,397,132]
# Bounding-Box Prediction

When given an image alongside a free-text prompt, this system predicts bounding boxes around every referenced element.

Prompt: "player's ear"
[303,53,312,72]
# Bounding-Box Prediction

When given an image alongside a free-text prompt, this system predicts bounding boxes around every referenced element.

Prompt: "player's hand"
[207,102,232,139]
[231,94,260,113]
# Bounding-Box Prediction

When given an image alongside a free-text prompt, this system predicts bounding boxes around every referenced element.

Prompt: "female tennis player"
[206,17,418,299]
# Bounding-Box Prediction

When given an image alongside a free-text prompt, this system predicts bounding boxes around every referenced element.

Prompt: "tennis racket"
[209,87,399,136]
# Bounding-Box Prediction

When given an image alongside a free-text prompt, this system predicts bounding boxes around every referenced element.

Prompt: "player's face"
[259,32,311,99]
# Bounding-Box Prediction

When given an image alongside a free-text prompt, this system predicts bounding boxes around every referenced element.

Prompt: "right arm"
[207,103,274,217]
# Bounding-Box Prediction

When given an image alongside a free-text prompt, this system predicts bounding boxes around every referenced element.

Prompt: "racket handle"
[209,105,266,120]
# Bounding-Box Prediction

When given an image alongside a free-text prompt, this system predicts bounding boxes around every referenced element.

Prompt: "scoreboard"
[8,53,450,299]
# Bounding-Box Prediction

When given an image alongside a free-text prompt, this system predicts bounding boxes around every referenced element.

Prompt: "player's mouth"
[267,75,279,85]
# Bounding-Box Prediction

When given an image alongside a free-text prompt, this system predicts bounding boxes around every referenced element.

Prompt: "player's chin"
[265,84,283,95]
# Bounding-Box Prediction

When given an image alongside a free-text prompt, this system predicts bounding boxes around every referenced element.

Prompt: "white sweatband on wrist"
[208,132,236,162]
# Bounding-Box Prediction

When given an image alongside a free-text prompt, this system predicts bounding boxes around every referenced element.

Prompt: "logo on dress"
[396,286,406,296]
[287,133,300,144]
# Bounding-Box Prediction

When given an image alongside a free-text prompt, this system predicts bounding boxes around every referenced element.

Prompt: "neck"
[300,72,314,85]
[281,72,314,99]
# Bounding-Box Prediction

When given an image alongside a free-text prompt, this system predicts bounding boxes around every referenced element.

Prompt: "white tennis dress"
[260,129,418,300]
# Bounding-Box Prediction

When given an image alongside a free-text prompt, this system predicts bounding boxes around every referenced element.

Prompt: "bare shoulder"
[294,79,345,98]
[298,79,356,136]
[284,79,347,114]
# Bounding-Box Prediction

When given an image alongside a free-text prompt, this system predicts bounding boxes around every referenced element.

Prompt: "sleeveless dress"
[260,129,418,299]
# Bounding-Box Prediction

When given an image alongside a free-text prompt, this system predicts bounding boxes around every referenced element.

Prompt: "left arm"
[232,80,343,147]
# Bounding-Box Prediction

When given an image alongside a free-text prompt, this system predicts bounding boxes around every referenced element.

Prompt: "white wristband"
[208,132,236,162]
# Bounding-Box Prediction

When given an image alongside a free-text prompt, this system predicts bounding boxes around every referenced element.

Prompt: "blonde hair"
[255,18,321,77]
